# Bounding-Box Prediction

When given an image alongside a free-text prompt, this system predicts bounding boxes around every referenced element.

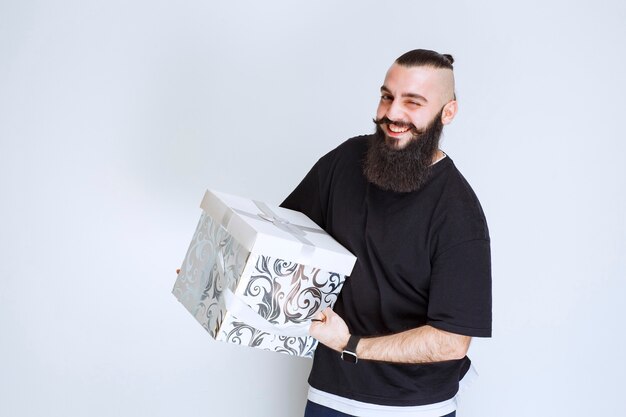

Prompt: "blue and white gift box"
[172,190,357,358]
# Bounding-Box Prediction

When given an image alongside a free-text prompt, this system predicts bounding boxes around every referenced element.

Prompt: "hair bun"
[442,54,455,64]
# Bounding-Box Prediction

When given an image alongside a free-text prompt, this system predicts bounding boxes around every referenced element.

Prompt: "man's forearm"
[310,308,471,364]
[357,325,471,363]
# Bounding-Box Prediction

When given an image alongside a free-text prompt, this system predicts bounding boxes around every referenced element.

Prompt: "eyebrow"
[380,85,429,103]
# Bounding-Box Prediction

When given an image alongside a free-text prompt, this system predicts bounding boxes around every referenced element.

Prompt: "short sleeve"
[280,161,326,229]
[427,239,492,337]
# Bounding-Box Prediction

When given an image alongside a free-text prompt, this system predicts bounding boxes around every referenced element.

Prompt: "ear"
[441,100,458,125]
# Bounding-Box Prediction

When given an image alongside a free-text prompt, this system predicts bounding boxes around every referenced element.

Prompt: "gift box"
[172,190,357,358]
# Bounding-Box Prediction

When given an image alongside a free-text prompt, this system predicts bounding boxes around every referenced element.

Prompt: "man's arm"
[310,307,471,363]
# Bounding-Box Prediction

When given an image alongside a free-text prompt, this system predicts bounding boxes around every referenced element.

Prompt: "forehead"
[382,63,448,102]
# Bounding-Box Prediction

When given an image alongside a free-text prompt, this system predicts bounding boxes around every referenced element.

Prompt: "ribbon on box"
[204,191,325,266]
[242,201,322,244]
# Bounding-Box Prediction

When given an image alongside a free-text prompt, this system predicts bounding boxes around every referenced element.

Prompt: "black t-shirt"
[281,135,492,406]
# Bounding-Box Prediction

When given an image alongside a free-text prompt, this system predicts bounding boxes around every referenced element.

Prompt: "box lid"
[200,189,357,276]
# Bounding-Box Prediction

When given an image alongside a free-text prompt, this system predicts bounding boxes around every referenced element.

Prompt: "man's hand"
[309,307,351,352]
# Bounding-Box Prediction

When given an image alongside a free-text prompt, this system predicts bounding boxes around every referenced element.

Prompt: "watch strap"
[341,335,360,363]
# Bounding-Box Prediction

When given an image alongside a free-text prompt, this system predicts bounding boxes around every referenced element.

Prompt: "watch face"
[341,350,358,364]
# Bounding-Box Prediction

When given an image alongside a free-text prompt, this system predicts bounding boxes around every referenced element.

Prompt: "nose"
[385,100,404,122]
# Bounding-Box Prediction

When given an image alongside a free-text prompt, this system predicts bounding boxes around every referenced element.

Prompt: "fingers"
[321,307,336,321]
[312,308,328,323]
[312,307,335,323]
[308,307,350,352]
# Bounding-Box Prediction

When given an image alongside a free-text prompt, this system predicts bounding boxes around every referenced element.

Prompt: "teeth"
[389,124,409,133]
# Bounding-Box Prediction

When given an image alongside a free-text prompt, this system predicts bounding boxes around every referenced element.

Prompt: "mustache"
[372,117,419,133]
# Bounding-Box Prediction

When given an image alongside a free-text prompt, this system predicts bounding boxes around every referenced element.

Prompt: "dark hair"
[395,49,454,70]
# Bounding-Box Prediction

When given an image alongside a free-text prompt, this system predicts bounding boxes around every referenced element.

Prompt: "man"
[281,49,492,417]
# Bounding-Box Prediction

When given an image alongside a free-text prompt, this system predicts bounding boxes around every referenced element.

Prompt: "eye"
[408,101,421,107]
[380,94,393,101]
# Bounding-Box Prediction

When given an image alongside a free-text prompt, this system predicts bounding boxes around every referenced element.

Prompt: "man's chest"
[325,177,437,293]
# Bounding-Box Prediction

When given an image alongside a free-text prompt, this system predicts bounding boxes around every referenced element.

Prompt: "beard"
[363,110,444,193]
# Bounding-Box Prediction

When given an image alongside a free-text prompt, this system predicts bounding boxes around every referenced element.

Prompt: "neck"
[431,149,446,165]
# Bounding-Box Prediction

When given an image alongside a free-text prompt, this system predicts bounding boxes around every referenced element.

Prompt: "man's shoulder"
[313,134,371,173]
[432,157,490,240]
[438,159,483,205]
[323,134,370,160]
[340,134,372,150]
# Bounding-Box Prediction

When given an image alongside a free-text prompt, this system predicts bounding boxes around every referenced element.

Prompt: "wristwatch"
[341,334,361,364]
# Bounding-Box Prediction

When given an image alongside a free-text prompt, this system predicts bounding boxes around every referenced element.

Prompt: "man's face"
[375,63,456,150]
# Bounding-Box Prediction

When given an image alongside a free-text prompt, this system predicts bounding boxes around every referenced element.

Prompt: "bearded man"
[281,49,492,417]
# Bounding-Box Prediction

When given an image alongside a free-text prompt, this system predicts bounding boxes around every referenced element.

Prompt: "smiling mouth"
[388,124,410,134]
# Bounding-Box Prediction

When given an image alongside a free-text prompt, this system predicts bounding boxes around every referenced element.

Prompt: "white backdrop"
[1,1,624,416]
